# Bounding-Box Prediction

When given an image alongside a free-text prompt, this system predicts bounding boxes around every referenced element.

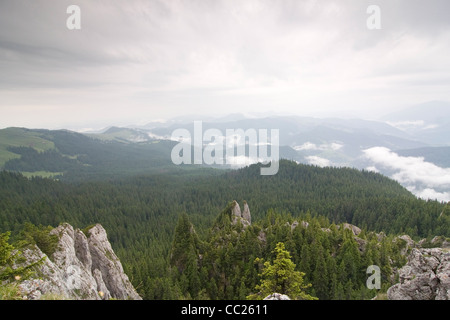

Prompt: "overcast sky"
[1,0,449,129]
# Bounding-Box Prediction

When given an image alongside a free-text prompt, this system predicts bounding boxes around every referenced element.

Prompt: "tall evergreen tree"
[169,213,202,298]
[248,242,317,300]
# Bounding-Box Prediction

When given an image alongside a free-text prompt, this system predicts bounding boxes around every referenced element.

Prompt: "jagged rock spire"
[231,200,241,219]
[231,200,251,228]
[242,201,251,225]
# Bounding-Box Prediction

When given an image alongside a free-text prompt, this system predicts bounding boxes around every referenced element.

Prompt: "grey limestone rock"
[337,223,361,236]
[231,201,251,228]
[387,248,450,300]
[264,293,291,300]
[18,223,141,300]
[242,201,251,225]
[87,224,141,300]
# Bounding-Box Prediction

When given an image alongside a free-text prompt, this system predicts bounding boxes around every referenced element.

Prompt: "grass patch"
[0,150,20,168]
[0,283,22,300]
[0,127,55,167]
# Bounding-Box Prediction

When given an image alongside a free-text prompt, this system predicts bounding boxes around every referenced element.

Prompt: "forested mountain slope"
[0,160,448,299]
[168,201,411,300]
[0,127,178,180]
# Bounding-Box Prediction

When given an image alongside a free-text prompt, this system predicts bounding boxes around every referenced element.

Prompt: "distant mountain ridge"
[382,101,450,124]
[0,101,449,200]
[382,101,450,146]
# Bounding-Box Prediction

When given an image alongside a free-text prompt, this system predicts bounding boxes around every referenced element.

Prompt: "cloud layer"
[363,147,450,202]
[305,155,332,168]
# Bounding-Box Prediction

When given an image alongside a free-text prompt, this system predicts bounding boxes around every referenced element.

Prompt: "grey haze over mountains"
[382,101,450,146]
[0,1,449,200]
[114,100,449,202]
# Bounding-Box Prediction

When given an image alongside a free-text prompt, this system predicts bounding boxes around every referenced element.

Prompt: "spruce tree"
[169,213,202,299]
[247,242,317,300]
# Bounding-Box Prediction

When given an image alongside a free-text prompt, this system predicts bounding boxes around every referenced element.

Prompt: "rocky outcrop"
[395,235,416,256]
[264,293,291,300]
[242,201,251,225]
[231,201,251,228]
[336,223,362,236]
[286,220,308,231]
[86,224,140,300]
[419,236,450,249]
[387,248,450,300]
[18,223,141,300]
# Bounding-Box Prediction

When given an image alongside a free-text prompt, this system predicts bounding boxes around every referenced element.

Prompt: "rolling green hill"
[0,127,178,180]
[0,128,55,167]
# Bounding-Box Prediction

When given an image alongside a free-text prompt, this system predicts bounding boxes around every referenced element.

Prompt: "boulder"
[264,293,291,300]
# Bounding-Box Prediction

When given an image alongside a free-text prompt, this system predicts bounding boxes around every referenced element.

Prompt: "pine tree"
[312,245,329,300]
[170,213,200,273]
[0,232,15,282]
[1,230,45,299]
[247,242,317,300]
[169,213,202,299]
[0,231,43,282]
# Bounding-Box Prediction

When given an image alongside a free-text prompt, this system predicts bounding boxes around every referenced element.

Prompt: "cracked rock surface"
[388,248,450,300]
[18,223,141,300]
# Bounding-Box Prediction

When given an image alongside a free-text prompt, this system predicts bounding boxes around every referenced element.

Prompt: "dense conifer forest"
[0,160,448,299]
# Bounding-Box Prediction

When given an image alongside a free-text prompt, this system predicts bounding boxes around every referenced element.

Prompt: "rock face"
[231,201,251,228]
[387,248,450,300]
[18,223,141,300]
[242,201,251,225]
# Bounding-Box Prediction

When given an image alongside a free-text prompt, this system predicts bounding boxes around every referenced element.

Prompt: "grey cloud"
[1,0,449,128]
